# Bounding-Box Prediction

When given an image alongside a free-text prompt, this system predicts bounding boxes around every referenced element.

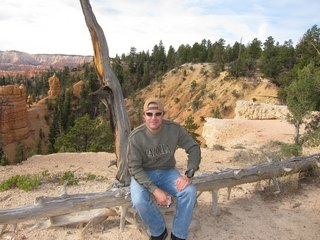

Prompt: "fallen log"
[194,153,320,191]
[0,153,319,226]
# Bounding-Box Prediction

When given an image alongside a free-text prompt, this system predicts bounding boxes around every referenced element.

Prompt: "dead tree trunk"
[0,153,319,225]
[79,0,131,184]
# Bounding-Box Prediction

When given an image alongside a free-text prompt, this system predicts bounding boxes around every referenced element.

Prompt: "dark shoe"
[170,232,185,240]
[150,228,168,240]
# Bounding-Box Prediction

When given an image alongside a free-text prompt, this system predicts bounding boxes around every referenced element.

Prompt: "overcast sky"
[0,0,319,57]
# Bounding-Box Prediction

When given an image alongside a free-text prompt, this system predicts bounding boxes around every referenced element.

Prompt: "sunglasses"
[145,112,163,117]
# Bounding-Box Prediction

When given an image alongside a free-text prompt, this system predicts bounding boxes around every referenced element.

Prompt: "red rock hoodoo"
[0,85,29,145]
[48,74,61,98]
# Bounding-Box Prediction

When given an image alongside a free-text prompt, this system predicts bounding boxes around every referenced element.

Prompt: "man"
[127,97,201,240]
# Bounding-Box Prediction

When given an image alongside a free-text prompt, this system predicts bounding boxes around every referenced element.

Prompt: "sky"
[0,0,319,57]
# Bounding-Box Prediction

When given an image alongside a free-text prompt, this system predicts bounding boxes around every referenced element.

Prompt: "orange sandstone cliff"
[0,85,29,147]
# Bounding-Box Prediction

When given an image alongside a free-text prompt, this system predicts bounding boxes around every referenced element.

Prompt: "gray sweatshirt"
[127,119,201,192]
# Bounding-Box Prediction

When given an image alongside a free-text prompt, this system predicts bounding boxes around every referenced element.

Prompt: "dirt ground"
[0,120,320,240]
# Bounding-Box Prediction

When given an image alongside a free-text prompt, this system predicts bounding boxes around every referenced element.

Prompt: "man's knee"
[188,184,197,199]
[181,184,197,200]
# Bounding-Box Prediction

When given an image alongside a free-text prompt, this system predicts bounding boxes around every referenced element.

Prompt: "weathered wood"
[193,153,320,191]
[48,208,117,227]
[0,187,131,225]
[0,153,319,226]
[79,0,131,184]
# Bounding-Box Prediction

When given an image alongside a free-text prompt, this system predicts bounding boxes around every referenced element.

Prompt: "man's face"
[144,103,164,133]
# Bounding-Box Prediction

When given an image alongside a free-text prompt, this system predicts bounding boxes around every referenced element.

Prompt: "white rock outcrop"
[235,100,289,120]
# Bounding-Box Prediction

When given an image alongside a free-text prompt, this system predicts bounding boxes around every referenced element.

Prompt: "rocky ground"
[1,120,320,240]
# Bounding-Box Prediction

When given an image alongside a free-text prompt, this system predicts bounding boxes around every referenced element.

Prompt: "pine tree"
[15,141,26,163]
[0,141,8,166]
[286,63,320,144]
[183,116,200,142]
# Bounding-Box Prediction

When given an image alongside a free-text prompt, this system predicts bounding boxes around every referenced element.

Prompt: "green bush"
[280,143,302,158]
[0,175,41,192]
[86,173,97,181]
[60,171,79,185]
[16,175,41,192]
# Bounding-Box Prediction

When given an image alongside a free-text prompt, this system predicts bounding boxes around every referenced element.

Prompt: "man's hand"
[176,175,192,192]
[153,188,169,206]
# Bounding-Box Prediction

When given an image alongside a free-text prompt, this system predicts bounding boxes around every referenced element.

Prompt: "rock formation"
[73,80,86,98]
[0,50,92,71]
[27,94,33,107]
[48,74,61,98]
[235,100,289,120]
[0,85,29,146]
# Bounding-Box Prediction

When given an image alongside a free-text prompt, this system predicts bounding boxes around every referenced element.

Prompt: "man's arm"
[178,126,201,172]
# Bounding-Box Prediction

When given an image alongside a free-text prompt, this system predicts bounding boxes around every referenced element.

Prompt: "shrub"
[279,143,302,158]
[192,94,202,111]
[183,69,187,76]
[211,108,221,118]
[190,80,197,91]
[86,173,97,181]
[0,175,41,192]
[231,89,240,98]
[301,114,320,147]
[208,93,216,100]
[212,144,225,151]
[60,171,79,185]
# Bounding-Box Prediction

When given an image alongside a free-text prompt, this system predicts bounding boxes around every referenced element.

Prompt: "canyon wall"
[0,50,92,74]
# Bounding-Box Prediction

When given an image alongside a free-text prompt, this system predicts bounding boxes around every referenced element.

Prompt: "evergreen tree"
[79,85,94,118]
[151,40,167,75]
[183,116,200,142]
[296,25,320,68]
[176,44,192,66]
[88,119,115,152]
[47,98,62,153]
[247,38,262,59]
[260,36,282,79]
[286,63,320,144]
[61,89,73,132]
[128,47,137,74]
[15,141,26,163]
[210,38,226,65]
[112,55,125,85]
[35,137,42,154]
[55,114,110,152]
[0,141,8,166]
[166,45,176,69]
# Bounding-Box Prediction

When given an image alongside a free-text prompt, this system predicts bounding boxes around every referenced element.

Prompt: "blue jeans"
[130,169,197,239]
